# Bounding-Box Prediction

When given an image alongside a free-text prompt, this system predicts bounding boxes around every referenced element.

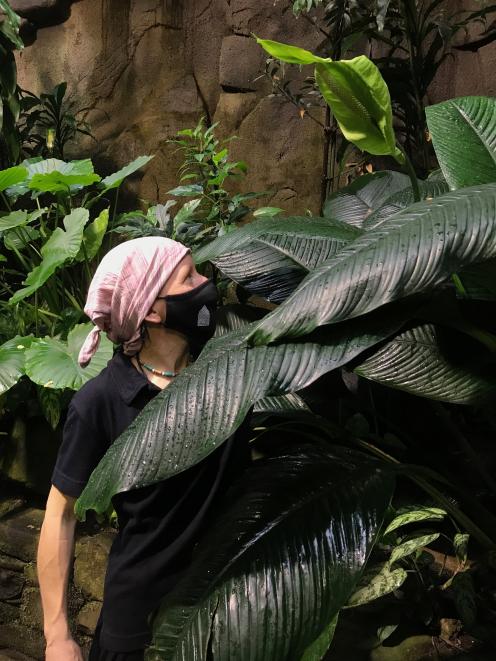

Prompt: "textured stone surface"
[0,623,45,660]
[20,588,42,630]
[0,417,61,496]
[0,651,37,661]
[15,0,324,215]
[0,601,19,625]
[73,532,115,601]
[0,509,44,563]
[0,570,24,602]
[76,600,101,635]
[22,564,37,588]
[219,35,265,91]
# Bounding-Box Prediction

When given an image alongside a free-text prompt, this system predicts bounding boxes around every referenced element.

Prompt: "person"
[36,237,251,660]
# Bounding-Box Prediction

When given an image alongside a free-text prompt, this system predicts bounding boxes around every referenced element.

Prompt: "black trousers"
[89,617,145,661]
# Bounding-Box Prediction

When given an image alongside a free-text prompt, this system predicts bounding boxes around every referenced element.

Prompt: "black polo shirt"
[51,348,251,651]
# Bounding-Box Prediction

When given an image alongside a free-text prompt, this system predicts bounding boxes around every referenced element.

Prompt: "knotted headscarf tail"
[78,237,189,368]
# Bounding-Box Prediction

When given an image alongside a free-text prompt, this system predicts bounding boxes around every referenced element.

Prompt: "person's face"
[144,254,207,324]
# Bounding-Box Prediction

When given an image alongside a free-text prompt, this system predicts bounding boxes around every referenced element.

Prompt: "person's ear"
[143,302,166,325]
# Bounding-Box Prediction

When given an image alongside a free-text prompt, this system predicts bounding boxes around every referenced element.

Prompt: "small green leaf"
[451,572,477,627]
[453,533,470,566]
[345,562,407,608]
[100,155,154,190]
[383,507,446,535]
[390,533,440,565]
[167,184,203,196]
[256,37,328,65]
[253,206,283,217]
[37,385,62,429]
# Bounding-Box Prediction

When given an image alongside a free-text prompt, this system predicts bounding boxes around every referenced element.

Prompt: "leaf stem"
[397,142,421,202]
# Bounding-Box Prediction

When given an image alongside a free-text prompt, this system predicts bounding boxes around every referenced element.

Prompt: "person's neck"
[137,326,190,374]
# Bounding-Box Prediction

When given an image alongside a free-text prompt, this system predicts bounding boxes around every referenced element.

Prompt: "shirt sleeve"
[51,401,109,498]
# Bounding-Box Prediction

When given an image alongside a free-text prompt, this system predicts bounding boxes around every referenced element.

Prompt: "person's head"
[78,237,217,367]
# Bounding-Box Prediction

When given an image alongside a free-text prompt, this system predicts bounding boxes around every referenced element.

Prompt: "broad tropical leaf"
[9,208,89,304]
[0,207,45,232]
[214,305,267,337]
[315,57,403,162]
[354,324,496,404]
[75,307,409,519]
[248,185,496,346]
[323,171,410,227]
[147,445,394,660]
[100,155,154,190]
[426,96,496,189]
[0,335,34,394]
[256,39,402,162]
[28,159,100,193]
[345,562,407,608]
[0,165,27,192]
[25,322,113,390]
[253,392,309,413]
[362,180,450,230]
[195,216,361,302]
[75,208,109,262]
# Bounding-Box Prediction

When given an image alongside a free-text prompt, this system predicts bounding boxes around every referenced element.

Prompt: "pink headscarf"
[78,237,189,367]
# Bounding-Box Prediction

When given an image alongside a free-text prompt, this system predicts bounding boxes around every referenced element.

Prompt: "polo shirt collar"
[109,350,159,405]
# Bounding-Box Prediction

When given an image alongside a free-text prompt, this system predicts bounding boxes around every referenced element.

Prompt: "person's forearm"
[37,510,77,643]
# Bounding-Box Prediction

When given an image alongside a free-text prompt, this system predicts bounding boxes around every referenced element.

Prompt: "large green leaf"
[0,335,34,395]
[8,208,89,304]
[195,217,361,302]
[323,171,410,227]
[147,445,394,660]
[315,57,402,162]
[99,155,154,191]
[256,39,402,162]
[426,96,496,190]
[0,207,45,232]
[28,159,100,193]
[75,208,109,262]
[24,323,113,390]
[362,180,449,230]
[354,324,496,404]
[248,184,496,346]
[75,307,409,519]
[0,165,27,192]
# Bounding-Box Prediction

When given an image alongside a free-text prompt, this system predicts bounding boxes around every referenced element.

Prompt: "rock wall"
[13,0,496,215]
[14,0,326,215]
[0,497,114,660]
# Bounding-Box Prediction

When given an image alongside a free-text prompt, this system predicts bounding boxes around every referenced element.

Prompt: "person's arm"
[37,485,83,661]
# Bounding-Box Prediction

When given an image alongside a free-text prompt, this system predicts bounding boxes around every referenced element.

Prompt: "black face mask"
[156,279,218,358]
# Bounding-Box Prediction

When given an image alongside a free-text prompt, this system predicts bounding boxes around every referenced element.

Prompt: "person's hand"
[45,637,84,661]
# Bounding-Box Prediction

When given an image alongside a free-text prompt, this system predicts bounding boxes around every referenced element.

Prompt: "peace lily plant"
[67,42,496,660]
[0,34,494,659]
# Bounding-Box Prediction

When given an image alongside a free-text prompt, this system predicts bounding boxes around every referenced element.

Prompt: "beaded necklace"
[137,352,179,378]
